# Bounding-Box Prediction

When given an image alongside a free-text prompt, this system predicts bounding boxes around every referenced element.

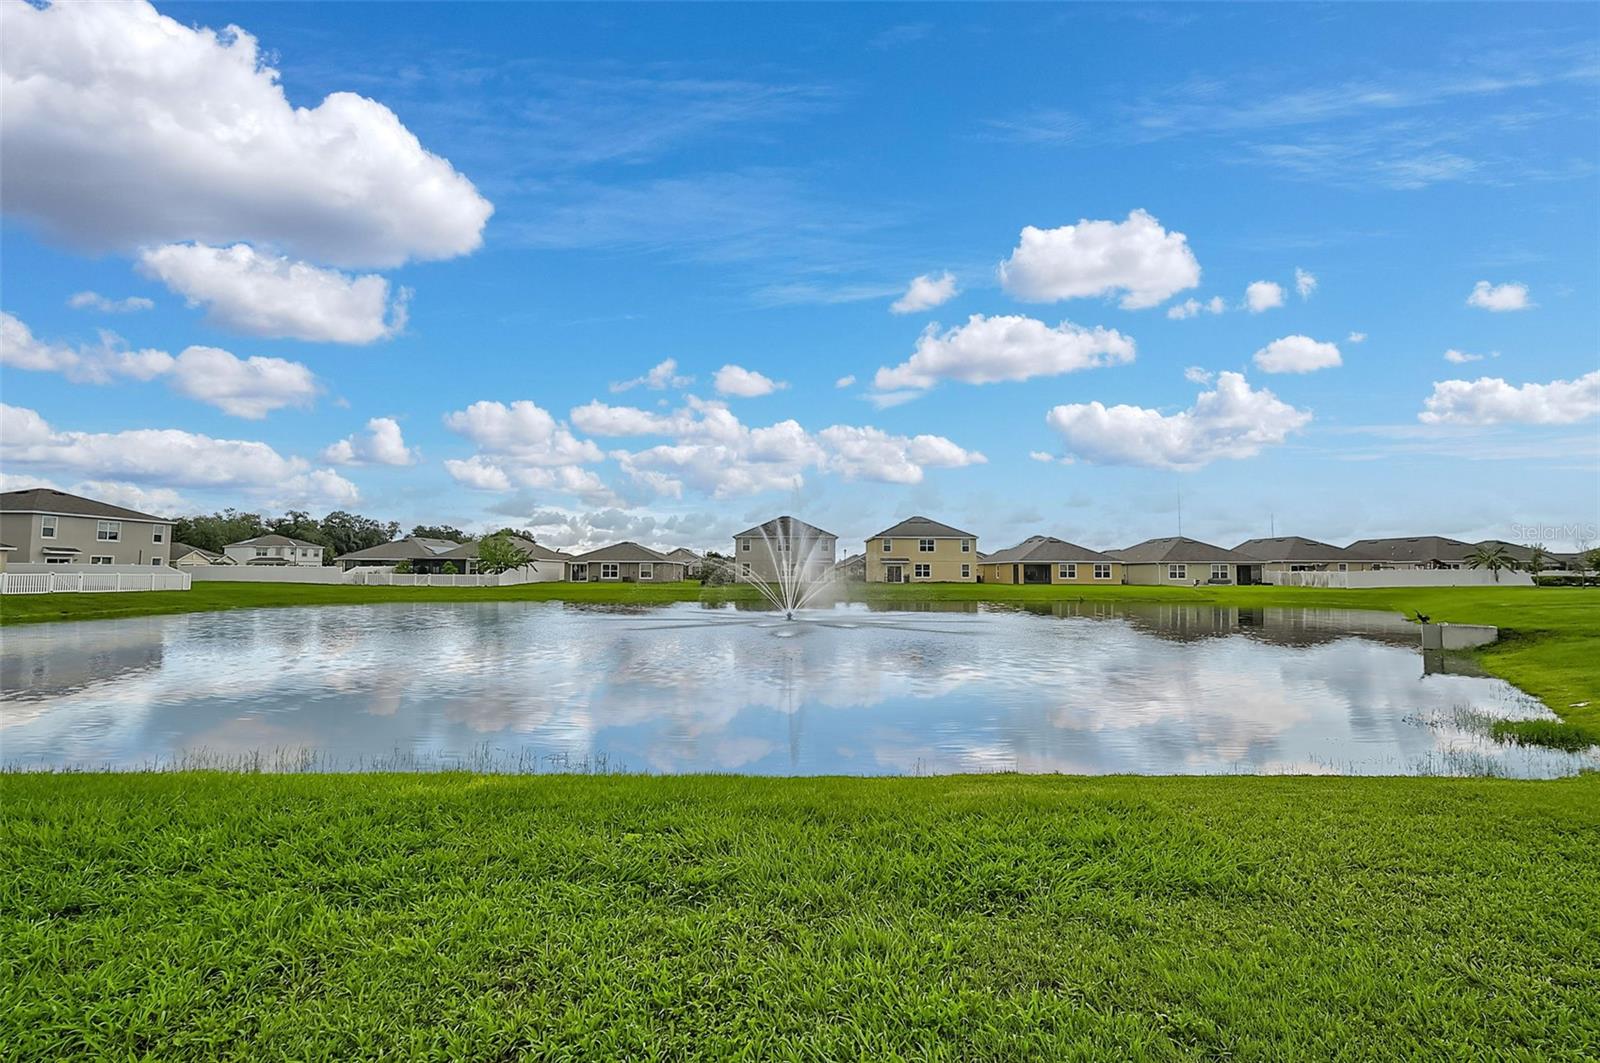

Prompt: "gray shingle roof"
[870,515,976,540]
[1345,535,1474,565]
[171,543,223,561]
[436,536,572,562]
[571,541,670,563]
[228,534,324,550]
[663,547,702,562]
[0,487,168,523]
[1233,536,1362,563]
[1108,536,1255,564]
[334,536,454,562]
[732,516,837,541]
[982,536,1117,565]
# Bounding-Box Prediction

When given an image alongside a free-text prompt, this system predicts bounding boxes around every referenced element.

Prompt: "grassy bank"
[2,773,1596,1059]
[4,579,1595,734]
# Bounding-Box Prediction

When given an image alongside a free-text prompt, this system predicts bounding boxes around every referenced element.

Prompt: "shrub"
[442,562,458,575]
[1534,573,1599,587]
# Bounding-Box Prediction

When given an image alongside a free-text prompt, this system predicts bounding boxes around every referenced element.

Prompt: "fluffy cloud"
[1252,334,1342,373]
[1045,372,1311,469]
[166,346,318,419]
[0,403,358,505]
[818,425,986,484]
[1419,371,1599,426]
[322,417,417,466]
[444,400,603,466]
[1245,280,1286,313]
[1443,348,1488,364]
[68,291,153,313]
[1466,281,1531,312]
[890,271,958,314]
[1166,296,1226,320]
[997,210,1200,309]
[139,244,407,344]
[1347,331,1367,343]
[0,310,168,383]
[0,0,491,267]
[610,358,692,393]
[873,313,1135,391]
[1295,268,1317,299]
[714,364,786,397]
[1183,366,1214,384]
[834,374,856,389]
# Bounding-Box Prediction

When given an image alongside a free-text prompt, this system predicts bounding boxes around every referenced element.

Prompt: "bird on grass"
[1414,611,1431,624]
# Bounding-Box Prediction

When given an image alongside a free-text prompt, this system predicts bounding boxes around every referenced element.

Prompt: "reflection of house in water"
[0,620,165,700]
[981,599,1419,648]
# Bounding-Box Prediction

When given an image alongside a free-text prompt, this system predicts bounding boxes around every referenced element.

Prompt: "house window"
[151,558,163,566]
[96,520,121,542]
[741,539,750,552]
[1211,564,1231,581]
[1168,564,1187,581]
[41,516,57,539]
[46,556,71,564]
[961,539,971,553]
[918,538,935,552]
[881,539,892,552]
[91,555,114,565]
[153,526,165,543]
[741,562,751,576]
[914,563,931,578]
[639,563,653,580]
[1059,563,1076,579]
[961,564,970,578]
[1094,564,1112,580]
[601,563,620,580]
[1337,563,1348,572]
[255,547,268,557]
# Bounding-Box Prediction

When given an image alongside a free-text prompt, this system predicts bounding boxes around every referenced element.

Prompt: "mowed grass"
[4,579,1595,733]
[2,773,1597,1060]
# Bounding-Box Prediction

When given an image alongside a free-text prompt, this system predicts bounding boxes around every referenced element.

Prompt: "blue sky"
[2,1,1597,553]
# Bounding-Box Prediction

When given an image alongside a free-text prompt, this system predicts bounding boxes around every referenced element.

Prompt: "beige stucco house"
[1345,535,1474,569]
[732,517,837,582]
[978,536,1122,584]
[865,516,978,582]
[0,488,173,566]
[171,543,230,567]
[1233,536,1375,581]
[224,534,327,566]
[568,542,685,582]
[1108,536,1261,585]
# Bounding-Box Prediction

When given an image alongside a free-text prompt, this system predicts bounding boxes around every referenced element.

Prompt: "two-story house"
[865,516,978,582]
[731,517,838,582]
[224,534,327,566]
[0,488,173,566]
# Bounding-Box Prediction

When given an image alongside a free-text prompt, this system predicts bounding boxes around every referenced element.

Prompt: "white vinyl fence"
[2,568,192,594]
[187,566,553,587]
[1269,569,1534,589]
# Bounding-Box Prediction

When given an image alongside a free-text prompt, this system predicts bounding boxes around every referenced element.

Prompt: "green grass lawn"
[5,578,1596,734]
[3,773,1596,1060]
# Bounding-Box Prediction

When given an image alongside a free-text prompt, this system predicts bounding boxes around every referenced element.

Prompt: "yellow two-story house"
[865,516,978,582]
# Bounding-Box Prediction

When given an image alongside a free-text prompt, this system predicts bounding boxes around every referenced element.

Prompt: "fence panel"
[2,567,190,595]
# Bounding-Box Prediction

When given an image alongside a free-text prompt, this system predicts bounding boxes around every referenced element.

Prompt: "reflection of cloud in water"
[2,601,1593,778]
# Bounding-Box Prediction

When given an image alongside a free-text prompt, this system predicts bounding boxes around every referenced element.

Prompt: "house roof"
[1108,536,1254,564]
[1233,536,1360,563]
[227,533,324,550]
[436,535,572,563]
[1472,540,1564,565]
[732,515,838,541]
[171,542,223,561]
[572,541,671,563]
[983,536,1117,565]
[1345,535,1474,564]
[0,487,168,523]
[334,536,459,562]
[663,547,702,562]
[870,515,976,540]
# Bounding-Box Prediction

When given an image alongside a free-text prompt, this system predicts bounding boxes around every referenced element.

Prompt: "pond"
[2,601,1593,777]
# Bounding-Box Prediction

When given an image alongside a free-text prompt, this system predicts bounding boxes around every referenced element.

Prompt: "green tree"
[477,532,533,574]
[487,526,539,543]
[1466,543,1513,582]
[171,509,264,553]
[1583,547,1600,574]
[394,559,413,574]
[441,561,459,575]
[411,524,472,543]
[322,511,400,558]
[1524,544,1550,575]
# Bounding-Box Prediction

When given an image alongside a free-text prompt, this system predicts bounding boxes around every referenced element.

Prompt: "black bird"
[1414,611,1431,624]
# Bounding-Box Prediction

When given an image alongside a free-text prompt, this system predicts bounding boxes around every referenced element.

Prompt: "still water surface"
[2,601,1592,777]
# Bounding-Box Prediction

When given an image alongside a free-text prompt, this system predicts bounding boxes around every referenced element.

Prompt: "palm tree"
[1525,544,1550,576]
[1466,543,1512,582]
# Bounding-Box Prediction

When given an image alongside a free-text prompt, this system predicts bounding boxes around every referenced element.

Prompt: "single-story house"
[977,536,1122,584]
[568,541,685,582]
[170,543,230,567]
[0,488,173,566]
[1108,536,1262,585]
[435,536,573,580]
[333,535,464,572]
[732,517,837,582]
[224,534,326,566]
[1471,539,1570,571]
[1345,535,1474,569]
[1232,536,1375,580]
[663,547,704,577]
[865,516,978,583]
[834,553,866,581]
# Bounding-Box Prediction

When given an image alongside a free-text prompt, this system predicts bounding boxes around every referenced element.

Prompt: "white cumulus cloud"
[713,364,787,397]
[1419,371,1599,426]
[834,374,856,389]
[873,313,1135,391]
[322,417,417,466]
[1252,334,1342,374]
[138,243,407,344]
[997,209,1200,309]
[1295,268,1317,299]
[444,400,603,466]
[1466,281,1531,312]
[1045,371,1311,469]
[1166,296,1226,320]
[890,271,958,314]
[1347,331,1367,343]
[610,358,692,393]
[1245,280,1286,313]
[166,346,318,419]
[68,291,153,313]
[0,0,491,267]
[1443,348,1489,364]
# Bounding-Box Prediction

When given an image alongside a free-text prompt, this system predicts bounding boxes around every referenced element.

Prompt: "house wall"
[978,561,1123,584]
[0,512,171,565]
[865,536,978,582]
[1260,560,1375,576]
[222,543,324,566]
[576,560,687,582]
[732,534,837,581]
[1121,561,1241,585]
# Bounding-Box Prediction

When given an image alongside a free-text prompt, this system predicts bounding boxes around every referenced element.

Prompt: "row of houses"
[1,490,1584,584]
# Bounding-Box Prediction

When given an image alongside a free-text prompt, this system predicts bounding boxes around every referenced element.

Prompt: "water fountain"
[708,516,842,619]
